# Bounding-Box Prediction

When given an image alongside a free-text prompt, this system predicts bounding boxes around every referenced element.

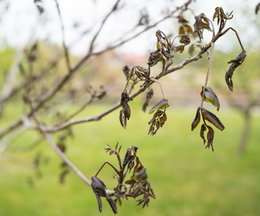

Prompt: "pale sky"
[0,0,259,56]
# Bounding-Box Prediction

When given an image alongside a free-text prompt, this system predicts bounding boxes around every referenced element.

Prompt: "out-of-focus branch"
[39,125,92,186]
[44,23,242,134]
[0,50,23,99]
[53,0,71,71]
[93,0,192,56]
[88,0,121,54]
[0,0,193,139]
[0,50,23,115]
[214,27,245,51]
[53,94,95,127]
[45,43,214,133]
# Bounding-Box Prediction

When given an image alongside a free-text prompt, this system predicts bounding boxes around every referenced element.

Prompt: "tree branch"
[0,0,193,139]
[39,125,92,186]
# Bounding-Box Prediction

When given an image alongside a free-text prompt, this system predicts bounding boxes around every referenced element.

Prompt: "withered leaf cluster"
[192,85,224,151]
[132,66,150,82]
[148,110,167,135]
[194,13,211,39]
[91,144,155,214]
[148,99,169,135]
[225,50,246,91]
[191,107,225,151]
[148,30,174,68]
[213,7,233,32]
[119,90,131,128]
[178,14,193,36]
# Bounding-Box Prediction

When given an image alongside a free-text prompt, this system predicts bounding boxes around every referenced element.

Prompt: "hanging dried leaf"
[122,65,130,80]
[201,87,220,111]
[156,30,171,49]
[98,145,155,211]
[149,99,169,114]
[200,124,207,144]
[142,89,154,112]
[191,107,201,131]
[178,14,193,35]
[119,90,131,128]
[132,167,148,182]
[179,26,185,35]
[148,50,163,67]
[179,35,190,45]
[106,196,118,214]
[174,45,185,53]
[256,3,260,14]
[91,176,107,213]
[91,176,118,214]
[194,13,211,39]
[59,169,70,184]
[120,89,131,104]
[148,110,167,135]
[161,49,174,58]
[57,143,66,153]
[133,66,150,81]
[122,148,134,170]
[213,7,233,31]
[225,50,246,91]
[201,108,225,131]
[206,125,215,151]
[119,104,131,128]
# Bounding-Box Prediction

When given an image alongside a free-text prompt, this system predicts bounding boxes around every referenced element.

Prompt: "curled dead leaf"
[225,50,246,91]
[191,107,201,131]
[201,108,225,131]
[201,87,220,111]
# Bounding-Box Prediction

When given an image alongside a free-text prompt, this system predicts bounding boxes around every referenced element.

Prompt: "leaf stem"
[200,42,215,108]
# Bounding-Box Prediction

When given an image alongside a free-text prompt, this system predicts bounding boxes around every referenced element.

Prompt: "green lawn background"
[0,105,260,216]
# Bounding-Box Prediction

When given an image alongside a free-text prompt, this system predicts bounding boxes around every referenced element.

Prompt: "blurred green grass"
[0,105,260,216]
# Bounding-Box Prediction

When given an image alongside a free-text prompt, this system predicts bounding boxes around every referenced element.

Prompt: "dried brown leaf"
[201,108,225,131]
[200,124,207,144]
[256,3,260,14]
[149,99,169,114]
[225,50,246,91]
[191,107,201,131]
[206,125,214,151]
[201,87,220,111]
[142,89,154,112]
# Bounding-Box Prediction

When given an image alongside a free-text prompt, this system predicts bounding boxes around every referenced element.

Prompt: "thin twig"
[95,161,120,177]
[44,42,213,133]
[88,0,121,54]
[53,0,71,71]
[214,27,245,51]
[40,125,92,186]
[150,78,165,99]
[0,0,198,139]
[200,42,215,108]
[53,96,95,127]
[92,1,190,56]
